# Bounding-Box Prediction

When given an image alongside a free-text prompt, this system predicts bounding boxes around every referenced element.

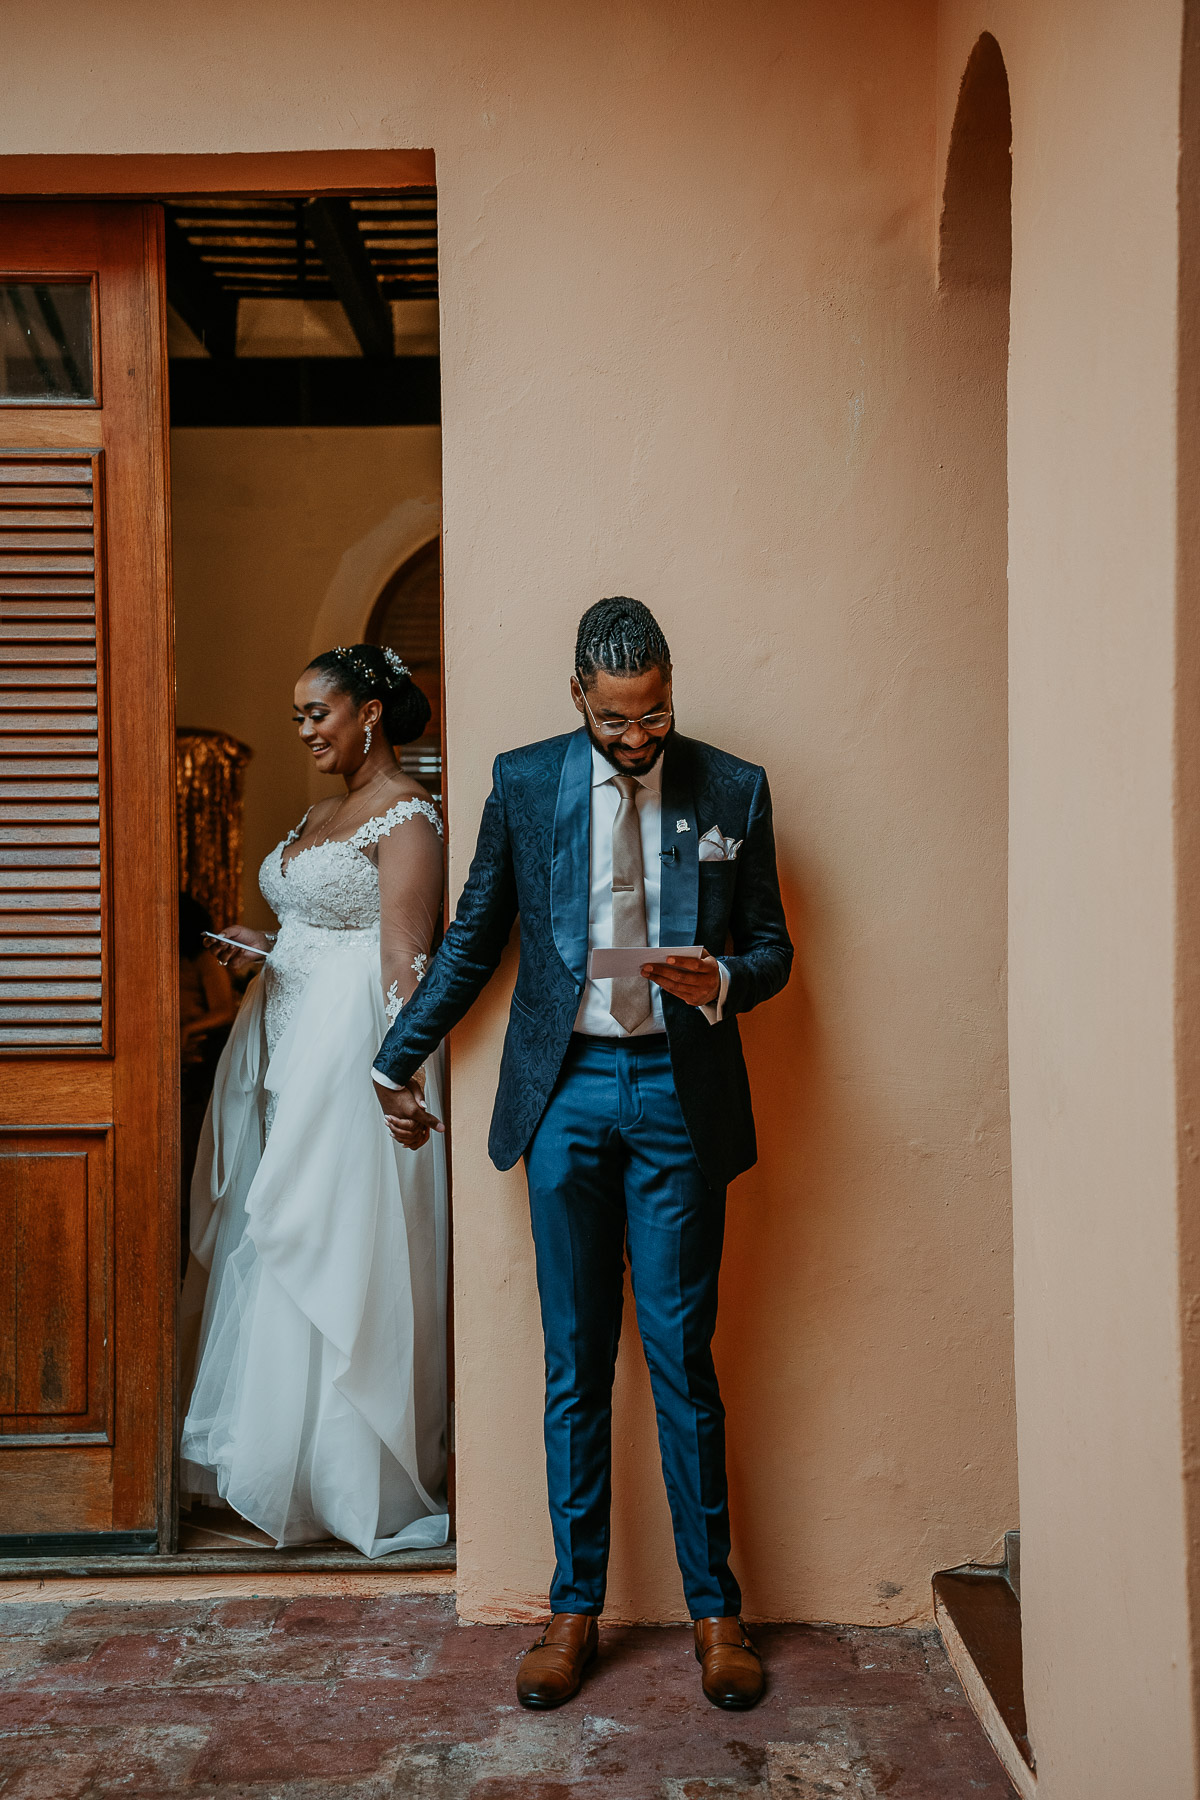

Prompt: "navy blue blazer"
[373,728,793,1189]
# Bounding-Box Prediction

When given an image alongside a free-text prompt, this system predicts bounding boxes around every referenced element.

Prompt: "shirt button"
[575,984,581,995]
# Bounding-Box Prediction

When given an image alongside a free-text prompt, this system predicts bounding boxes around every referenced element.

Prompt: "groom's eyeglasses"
[580,689,674,740]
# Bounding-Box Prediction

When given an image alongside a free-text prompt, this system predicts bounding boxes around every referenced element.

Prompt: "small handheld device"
[203,931,269,959]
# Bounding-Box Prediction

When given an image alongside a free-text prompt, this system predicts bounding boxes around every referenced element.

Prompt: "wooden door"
[0,205,176,1551]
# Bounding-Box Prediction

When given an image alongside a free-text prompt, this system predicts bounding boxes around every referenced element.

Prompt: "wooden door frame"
[0,150,444,1557]
[0,151,435,201]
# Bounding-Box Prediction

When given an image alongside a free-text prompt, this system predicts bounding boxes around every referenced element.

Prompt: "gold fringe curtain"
[175,728,253,929]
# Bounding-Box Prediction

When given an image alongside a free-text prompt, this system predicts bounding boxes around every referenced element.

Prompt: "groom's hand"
[641,947,721,1007]
[375,1077,444,1149]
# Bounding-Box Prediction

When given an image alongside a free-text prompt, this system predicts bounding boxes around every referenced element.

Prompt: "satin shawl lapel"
[659,736,699,947]
[550,728,592,984]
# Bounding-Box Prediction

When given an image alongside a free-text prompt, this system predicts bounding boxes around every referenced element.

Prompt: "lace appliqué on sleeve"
[384,952,428,1025]
[352,797,444,849]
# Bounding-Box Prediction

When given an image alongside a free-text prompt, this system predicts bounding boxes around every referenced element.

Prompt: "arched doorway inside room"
[933,32,1028,1799]
[365,535,443,803]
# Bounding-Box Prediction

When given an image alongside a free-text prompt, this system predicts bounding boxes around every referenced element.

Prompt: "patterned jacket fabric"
[373,728,793,1187]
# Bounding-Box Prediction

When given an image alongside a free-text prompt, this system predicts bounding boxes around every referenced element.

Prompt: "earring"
[363,721,374,755]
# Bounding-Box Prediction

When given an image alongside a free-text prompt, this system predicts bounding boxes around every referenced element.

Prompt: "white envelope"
[587,944,703,980]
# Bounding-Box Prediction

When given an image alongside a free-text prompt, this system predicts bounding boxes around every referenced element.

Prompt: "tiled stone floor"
[0,1592,1014,1798]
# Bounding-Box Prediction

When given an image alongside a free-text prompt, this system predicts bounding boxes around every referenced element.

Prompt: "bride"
[179,643,449,1557]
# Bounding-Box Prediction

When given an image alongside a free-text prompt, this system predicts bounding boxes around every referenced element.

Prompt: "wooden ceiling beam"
[303,198,394,360]
[172,208,437,227]
[218,287,438,300]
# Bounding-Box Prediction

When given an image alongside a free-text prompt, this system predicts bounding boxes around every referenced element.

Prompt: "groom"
[373,597,792,1710]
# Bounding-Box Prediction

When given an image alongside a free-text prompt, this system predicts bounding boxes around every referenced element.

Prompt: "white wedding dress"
[179,797,449,1557]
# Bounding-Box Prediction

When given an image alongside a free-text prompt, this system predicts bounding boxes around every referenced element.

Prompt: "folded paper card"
[587,944,704,980]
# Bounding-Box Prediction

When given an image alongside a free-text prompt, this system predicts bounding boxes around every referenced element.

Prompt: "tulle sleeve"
[372,803,445,1024]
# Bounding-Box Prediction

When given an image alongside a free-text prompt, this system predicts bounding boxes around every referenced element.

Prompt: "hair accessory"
[332,645,376,687]
[331,644,411,689]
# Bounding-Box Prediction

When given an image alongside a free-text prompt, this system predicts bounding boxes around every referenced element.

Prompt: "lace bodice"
[256,797,444,1086]
[259,797,443,930]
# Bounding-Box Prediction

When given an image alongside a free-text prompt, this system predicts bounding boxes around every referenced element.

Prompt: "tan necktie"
[609,774,652,1033]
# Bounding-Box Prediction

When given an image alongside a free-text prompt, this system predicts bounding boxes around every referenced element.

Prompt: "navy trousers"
[524,1033,741,1620]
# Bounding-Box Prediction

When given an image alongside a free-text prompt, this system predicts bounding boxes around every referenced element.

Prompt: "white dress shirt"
[574,744,728,1036]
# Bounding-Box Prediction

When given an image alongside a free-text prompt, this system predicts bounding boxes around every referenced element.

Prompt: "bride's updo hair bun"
[306,644,432,747]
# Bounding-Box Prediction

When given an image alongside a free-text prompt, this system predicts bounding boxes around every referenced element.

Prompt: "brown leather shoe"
[516,1612,599,1709]
[694,1616,764,1709]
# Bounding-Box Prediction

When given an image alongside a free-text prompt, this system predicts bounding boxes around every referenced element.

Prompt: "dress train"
[180,943,449,1556]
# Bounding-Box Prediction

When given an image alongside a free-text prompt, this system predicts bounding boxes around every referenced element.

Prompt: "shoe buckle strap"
[698,1618,756,1653]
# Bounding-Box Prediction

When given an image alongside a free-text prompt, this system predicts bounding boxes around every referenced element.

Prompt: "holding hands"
[374,948,721,1154]
[376,1068,444,1150]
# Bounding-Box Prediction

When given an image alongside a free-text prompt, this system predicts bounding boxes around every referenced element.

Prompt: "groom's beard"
[586,719,674,779]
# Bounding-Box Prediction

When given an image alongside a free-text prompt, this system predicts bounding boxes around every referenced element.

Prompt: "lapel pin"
[676,819,690,833]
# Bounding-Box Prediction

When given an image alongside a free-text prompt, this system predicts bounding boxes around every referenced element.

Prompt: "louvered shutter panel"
[0,453,104,1049]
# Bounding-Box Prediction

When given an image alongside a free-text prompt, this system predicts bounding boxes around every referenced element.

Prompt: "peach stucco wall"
[422,0,1019,1635]
[3,0,1197,1789]
[937,5,1198,1796]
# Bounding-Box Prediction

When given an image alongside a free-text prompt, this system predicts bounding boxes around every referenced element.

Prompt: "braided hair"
[305,644,432,746]
[574,597,672,689]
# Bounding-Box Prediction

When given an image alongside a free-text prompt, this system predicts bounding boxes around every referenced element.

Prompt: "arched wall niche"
[939,32,1013,292]
[933,19,1020,1736]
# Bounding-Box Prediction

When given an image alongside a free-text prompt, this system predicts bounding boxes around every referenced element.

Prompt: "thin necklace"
[310,768,392,848]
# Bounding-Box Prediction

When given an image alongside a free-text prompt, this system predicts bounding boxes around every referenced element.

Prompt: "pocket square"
[698,825,743,862]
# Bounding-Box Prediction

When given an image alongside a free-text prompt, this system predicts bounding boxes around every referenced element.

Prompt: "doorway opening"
[167,184,452,1568]
[0,154,452,1571]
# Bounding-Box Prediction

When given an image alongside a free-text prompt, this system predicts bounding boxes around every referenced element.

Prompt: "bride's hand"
[205,925,270,975]
[375,1076,443,1149]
